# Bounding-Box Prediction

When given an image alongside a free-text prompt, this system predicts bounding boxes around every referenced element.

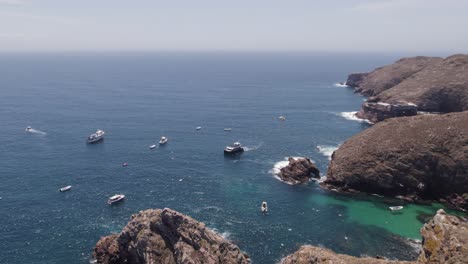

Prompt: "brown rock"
[324,111,468,210]
[93,208,250,264]
[277,157,320,184]
[376,54,468,113]
[347,54,468,122]
[346,56,442,96]
[280,245,415,264]
[418,209,468,264]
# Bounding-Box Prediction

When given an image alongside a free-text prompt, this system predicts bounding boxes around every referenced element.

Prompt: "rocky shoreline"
[93,209,467,264]
[280,209,468,264]
[323,111,468,211]
[346,54,468,123]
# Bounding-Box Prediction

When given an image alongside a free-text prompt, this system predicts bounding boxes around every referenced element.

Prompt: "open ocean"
[0,52,463,263]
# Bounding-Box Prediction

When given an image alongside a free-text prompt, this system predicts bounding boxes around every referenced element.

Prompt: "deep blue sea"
[0,52,457,263]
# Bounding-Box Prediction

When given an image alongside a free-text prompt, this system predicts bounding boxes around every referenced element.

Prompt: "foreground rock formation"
[346,54,468,123]
[93,208,249,264]
[280,209,467,264]
[324,111,468,210]
[277,157,320,184]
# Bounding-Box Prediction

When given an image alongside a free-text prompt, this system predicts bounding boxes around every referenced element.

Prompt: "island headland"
[346,54,468,123]
[323,111,468,210]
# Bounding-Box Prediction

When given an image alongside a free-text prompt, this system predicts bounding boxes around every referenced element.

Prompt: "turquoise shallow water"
[0,53,465,263]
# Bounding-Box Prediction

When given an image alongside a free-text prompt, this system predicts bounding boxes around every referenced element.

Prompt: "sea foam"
[316,145,339,160]
[339,111,373,124]
[334,82,349,87]
[27,128,47,135]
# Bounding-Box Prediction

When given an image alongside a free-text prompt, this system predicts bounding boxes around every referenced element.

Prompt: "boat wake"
[27,128,47,135]
[338,111,373,124]
[334,82,348,87]
[316,145,339,160]
[243,142,263,152]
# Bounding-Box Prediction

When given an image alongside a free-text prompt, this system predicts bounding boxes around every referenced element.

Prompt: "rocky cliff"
[346,56,442,97]
[346,54,468,122]
[324,111,468,210]
[280,209,467,264]
[277,157,320,184]
[93,208,250,264]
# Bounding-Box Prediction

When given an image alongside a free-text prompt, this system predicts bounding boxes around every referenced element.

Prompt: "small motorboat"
[149,144,156,149]
[159,136,168,145]
[224,128,232,131]
[278,116,286,121]
[261,201,268,214]
[59,185,72,192]
[122,162,128,167]
[389,206,404,211]
[25,126,32,132]
[224,142,244,154]
[108,194,125,205]
[196,126,202,130]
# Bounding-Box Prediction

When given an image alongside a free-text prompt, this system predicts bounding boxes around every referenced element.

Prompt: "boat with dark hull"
[87,129,105,144]
[224,142,244,154]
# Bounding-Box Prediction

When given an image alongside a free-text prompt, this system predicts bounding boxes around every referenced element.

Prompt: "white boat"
[159,136,168,145]
[278,116,286,121]
[25,126,32,132]
[389,206,404,211]
[261,201,268,214]
[224,142,244,154]
[108,194,125,205]
[59,185,72,192]
[149,144,156,149]
[224,128,232,131]
[196,126,202,130]
[87,129,105,143]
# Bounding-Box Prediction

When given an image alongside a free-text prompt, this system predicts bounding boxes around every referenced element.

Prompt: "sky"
[0,0,467,53]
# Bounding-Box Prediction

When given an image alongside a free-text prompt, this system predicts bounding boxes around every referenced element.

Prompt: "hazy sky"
[1,0,467,52]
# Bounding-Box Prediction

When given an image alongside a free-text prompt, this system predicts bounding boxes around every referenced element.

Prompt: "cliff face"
[324,111,468,210]
[418,209,468,264]
[347,54,468,122]
[280,209,467,264]
[346,56,442,96]
[93,208,250,264]
[376,55,468,113]
[278,157,320,184]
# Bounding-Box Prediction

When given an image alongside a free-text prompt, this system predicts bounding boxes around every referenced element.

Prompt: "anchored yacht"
[87,129,105,143]
[108,194,125,205]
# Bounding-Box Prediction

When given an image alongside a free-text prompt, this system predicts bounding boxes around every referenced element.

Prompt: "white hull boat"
[59,185,72,192]
[108,194,125,205]
[159,136,168,145]
[389,206,404,211]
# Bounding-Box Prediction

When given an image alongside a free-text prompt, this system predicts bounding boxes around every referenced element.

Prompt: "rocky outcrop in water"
[277,157,320,184]
[93,208,250,264]
[346,54,468,122]
[324,111,468,210]
[280,209,468,264]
